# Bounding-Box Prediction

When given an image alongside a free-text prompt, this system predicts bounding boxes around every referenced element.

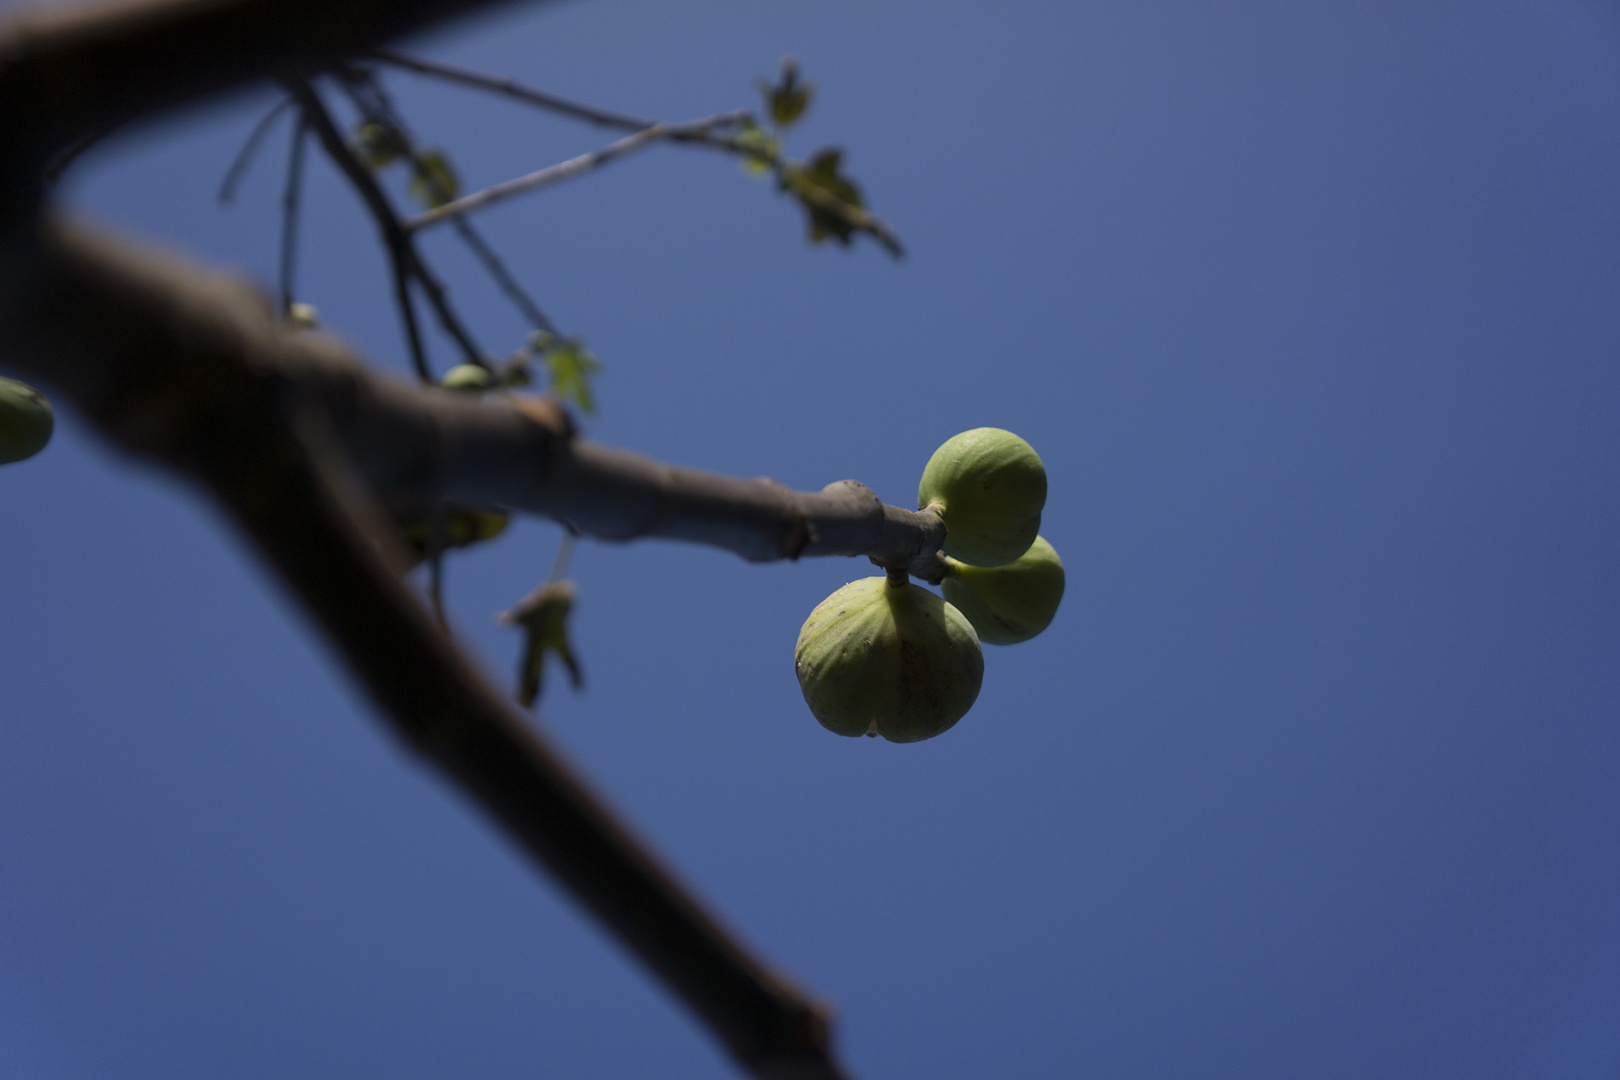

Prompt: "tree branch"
[2,217,945,575]
[332,63,560,336]
[406,110,750,233]
[289,77,486,371]
[368,48,659,131]
[2,212,861,1080]
[0,0,544,177]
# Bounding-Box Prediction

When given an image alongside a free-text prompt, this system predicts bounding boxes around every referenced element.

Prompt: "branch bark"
[2,207,877,1080]
[2,219,946,576]
[0,0,930,1075]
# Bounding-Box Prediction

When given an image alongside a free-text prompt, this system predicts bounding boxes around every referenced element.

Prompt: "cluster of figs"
[794,427,1064,743]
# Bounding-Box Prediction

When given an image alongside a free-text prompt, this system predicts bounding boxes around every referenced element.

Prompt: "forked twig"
[218,97,295,204]
[285,78,485,373]
[336,64,559,337]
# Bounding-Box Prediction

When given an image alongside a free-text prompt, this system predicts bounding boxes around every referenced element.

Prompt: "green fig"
[942,535,1065,645]
[918,427,1045,567]
[440,363,495,392]
[286,302,320,330]
[794,576,984,743]
[0,377,54,465]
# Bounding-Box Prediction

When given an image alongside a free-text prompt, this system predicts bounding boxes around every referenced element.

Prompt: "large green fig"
[0,377,54,465]
[942,535,1065,645]
[918,427,1045,567]
[794,577,984,743]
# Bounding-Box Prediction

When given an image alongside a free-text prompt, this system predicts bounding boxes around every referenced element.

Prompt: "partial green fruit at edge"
[918,427,1045,567]
[440,364,495,392]
[0,377,54,465]
[943,535,1065,646]
[794,577,984,743]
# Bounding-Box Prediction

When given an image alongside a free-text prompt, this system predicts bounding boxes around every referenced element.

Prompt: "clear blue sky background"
[3,0,1620,1076]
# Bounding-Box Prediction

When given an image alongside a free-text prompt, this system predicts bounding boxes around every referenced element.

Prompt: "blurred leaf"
[408,149,460,210]
[400,508,510,565]
[781,148,864,245]
[733,121,781,177]
[778,148,903,257]
[757,57,813,129]
[500,580,584,708]
[353,122,405,169]
[540,337,602,415]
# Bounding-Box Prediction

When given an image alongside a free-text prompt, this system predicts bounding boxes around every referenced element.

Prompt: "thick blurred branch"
[3,218,945,574]
[0,1,928,1075]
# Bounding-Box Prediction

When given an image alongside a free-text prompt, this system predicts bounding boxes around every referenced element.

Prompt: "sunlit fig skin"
[440,363,495,392]
[917,427,1046,567]
[942,535,1065,646]
[0,377,54,465]
[795,577,984,743]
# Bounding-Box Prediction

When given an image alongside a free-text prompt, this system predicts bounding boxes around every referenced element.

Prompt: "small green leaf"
[758,57,814,129]
[540,336,602,415]
[501,580,584,708]
[732,121,781,177]
[781,147,866,246]
[408,149,460,210]
[354,122,405,169]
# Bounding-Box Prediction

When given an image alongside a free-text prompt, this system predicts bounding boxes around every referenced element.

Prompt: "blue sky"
[4,1,1620,1076]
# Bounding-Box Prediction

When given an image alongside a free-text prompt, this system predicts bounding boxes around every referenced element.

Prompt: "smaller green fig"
[917,427,1046,567]
[440,364,495,392]
[794,577,984,743]
[0,377,54,465]
[942,535,1065,645]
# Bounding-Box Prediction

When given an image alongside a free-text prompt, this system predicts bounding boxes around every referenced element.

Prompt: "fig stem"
[884,566,908,589]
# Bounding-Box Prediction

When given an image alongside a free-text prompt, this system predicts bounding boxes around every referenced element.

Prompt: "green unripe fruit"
[440,364,495,392]
[942,535,1065,646]
[286,302,320,330]
[918,427,1046,567]
[0,377,54,465]
[794,577,984,743]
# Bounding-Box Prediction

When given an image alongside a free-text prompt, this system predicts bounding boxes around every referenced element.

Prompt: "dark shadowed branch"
[333,64,560,336]
[288,78,485,372]
[218,97,295,204]
[3,212,871,1080]
[0,0,919,1075]
[278,110,307,313]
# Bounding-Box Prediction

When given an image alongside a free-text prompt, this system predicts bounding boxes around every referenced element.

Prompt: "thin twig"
[218,97,294,204]
[43,123,118,183]
[548,529,576,583]
[427,550,448,628]
[286,78,485,369]
[406,111,748,232]
[452,219,557,335]
[390,254,433,382]
[368,49,658,132]
[336,65,558,336]
[278,112,307,313]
